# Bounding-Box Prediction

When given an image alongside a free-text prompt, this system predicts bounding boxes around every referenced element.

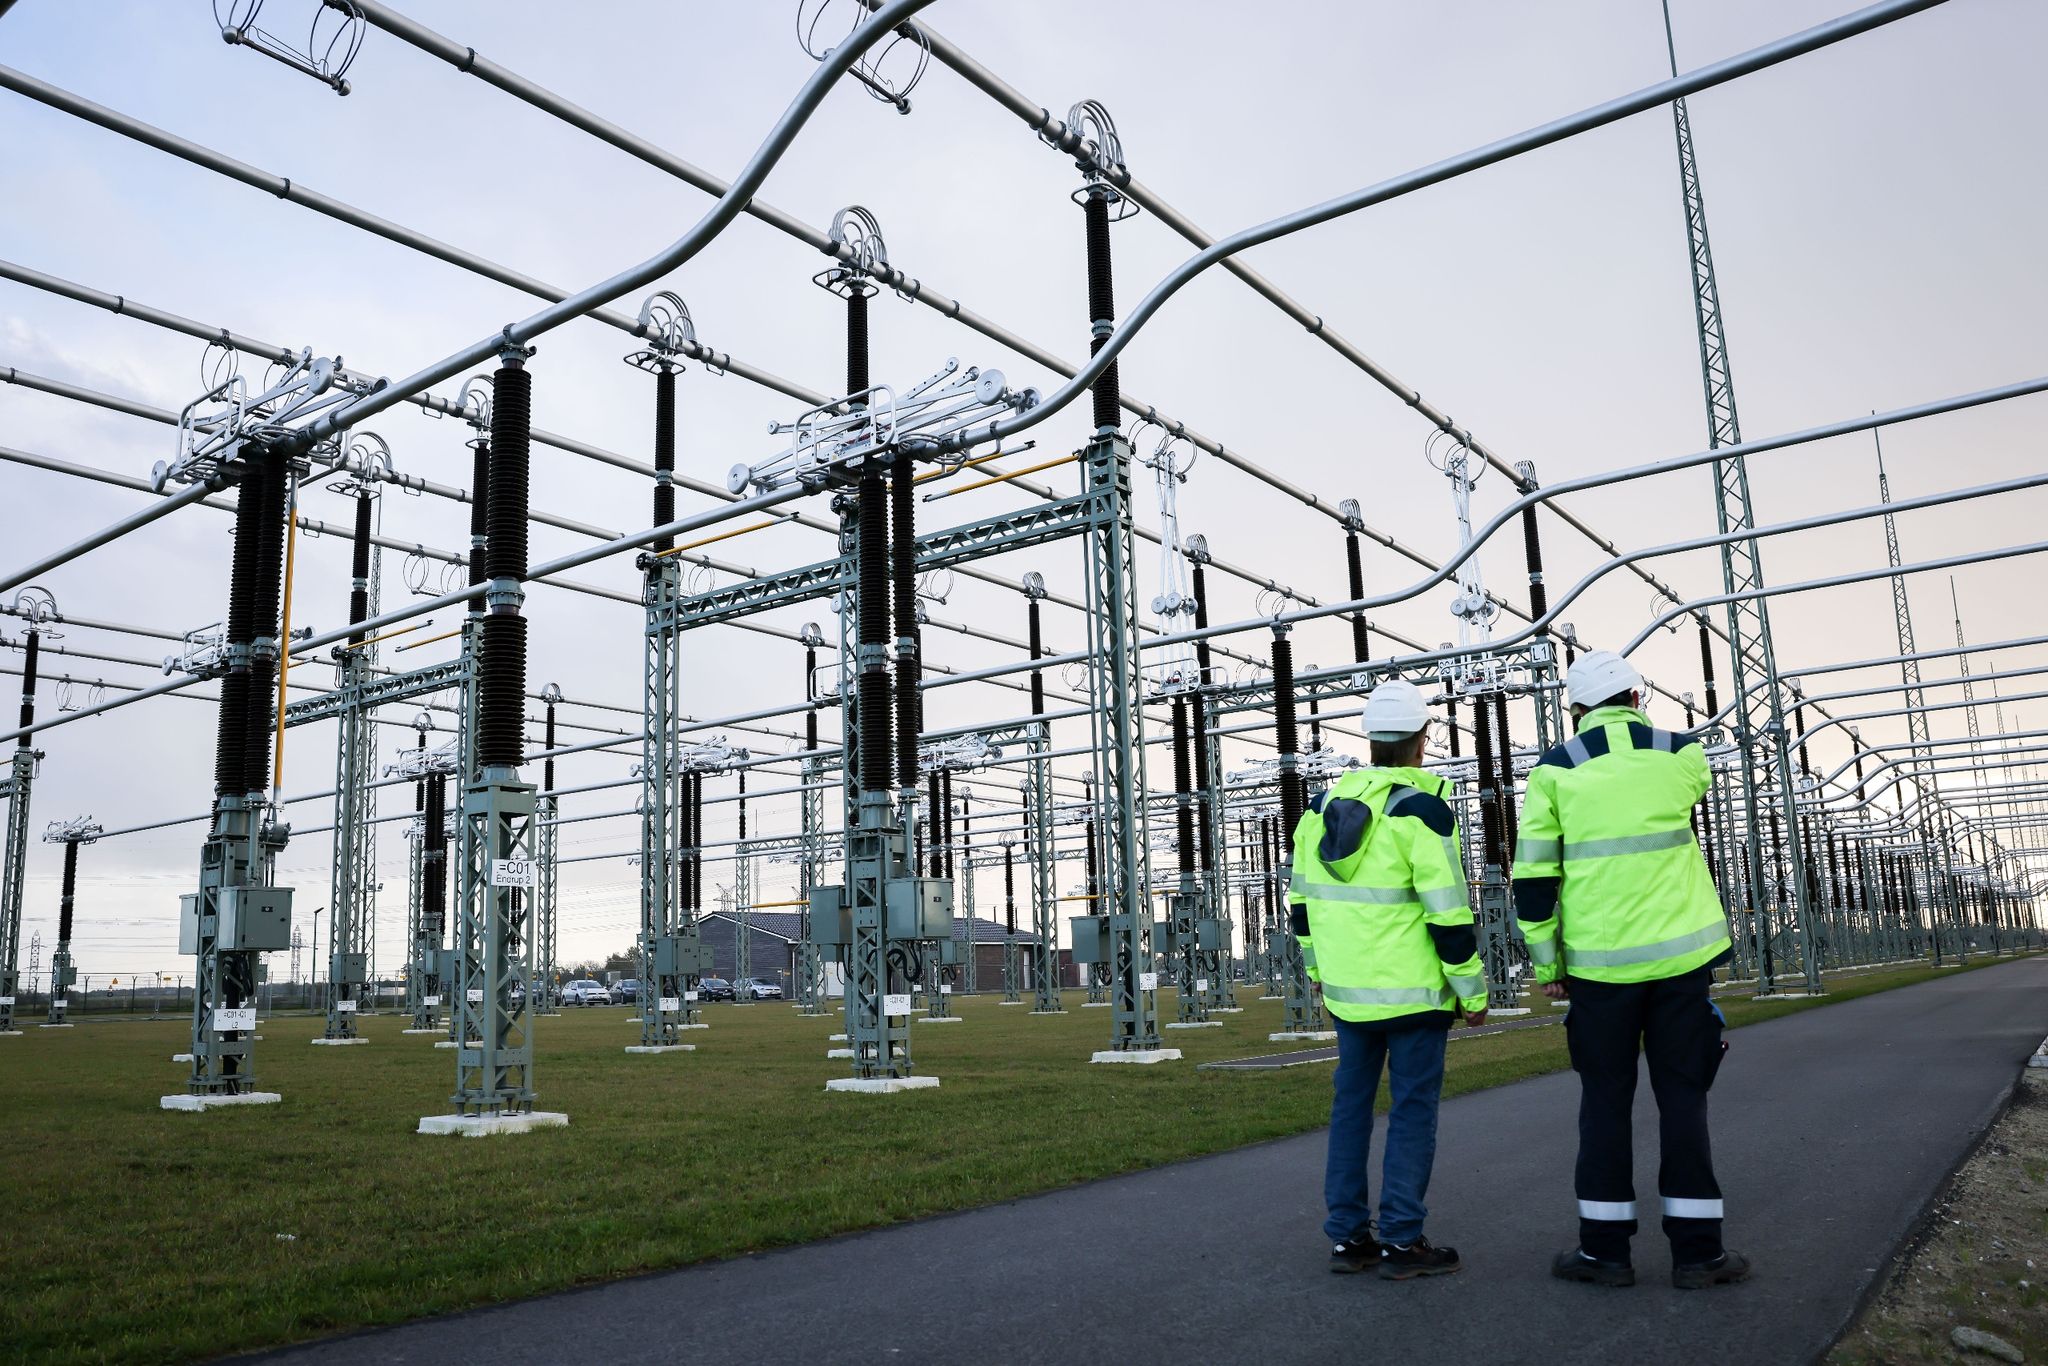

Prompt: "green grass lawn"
[0,957,2021,1365]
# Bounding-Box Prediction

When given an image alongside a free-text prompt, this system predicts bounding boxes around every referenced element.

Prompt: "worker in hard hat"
[1289,678,1488,1280]
[1512,650,1749,1290]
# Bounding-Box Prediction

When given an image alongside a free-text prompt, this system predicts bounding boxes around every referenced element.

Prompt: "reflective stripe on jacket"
[1510,706,1730,985]
[1288,765,1488,1023]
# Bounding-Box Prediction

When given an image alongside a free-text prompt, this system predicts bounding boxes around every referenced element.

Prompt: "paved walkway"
[258,957,2048,1366]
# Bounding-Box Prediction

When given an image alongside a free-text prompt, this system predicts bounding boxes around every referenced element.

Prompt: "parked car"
[740,977,784,1001]
[612,978,642,1004]
[561,978,613,1007]
[698,977,735,1002]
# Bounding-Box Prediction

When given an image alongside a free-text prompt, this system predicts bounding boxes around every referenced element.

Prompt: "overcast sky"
[2,0,2044,987]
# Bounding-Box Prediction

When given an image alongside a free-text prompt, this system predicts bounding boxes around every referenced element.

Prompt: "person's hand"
[1464,1008,1488,1028]
[1540,980,1570,1001]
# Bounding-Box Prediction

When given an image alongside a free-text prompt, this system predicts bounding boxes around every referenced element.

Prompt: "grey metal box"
[885,877,953,941]
[806,885,850,947]
[333,952,367,985]
[219,886,293,951]
[177,893,201,955]
[934,936,959,965]
[51,962,75,989]
[1070,915,1107,964]
[1154,919,1177,954]
[1195,920,1226,951]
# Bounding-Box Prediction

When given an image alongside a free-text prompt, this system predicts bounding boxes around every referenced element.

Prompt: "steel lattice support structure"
[0,619,43,1035]
[1663,2,1821,994]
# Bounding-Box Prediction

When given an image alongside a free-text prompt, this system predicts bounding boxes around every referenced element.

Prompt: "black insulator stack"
[1309,694,1323,754]
[1191,560,1214,680]
[693,773,705,912]
[1271,632,1304,830]
[1171,697,1195,878]
[1698,618,1719,718]
[738,769,748,842]
[544,703,557,792]
[1191,699,1215,874]
[423,773,448,926]
[1083,192,1120,435]
[1027,599,1046,715]
[942,770,956,879]
[1473,694,1505,868]
[57,838,78,944]
[1003,844,1017,935]
[804,646,819,751]
[217,453,266,794]
[17,627,38,735]
[1492,692,1519,857]
[856,467,893,793]
[1084,816,1099,902]
[653,365,677,552]
[241,446,289,795]
[467,442,491,603]
[478,360,531,771]
[926,771,943,878]
[891,452,922,790]
[1344,532,1370,663]
[1522,507,1549,624]
[1795,706,1813,779]
[1447,698,1462,760]
[347,491,372,642]
[847,290,870,396]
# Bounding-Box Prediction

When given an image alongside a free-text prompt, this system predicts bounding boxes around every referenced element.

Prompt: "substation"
[0,0,2042,1145]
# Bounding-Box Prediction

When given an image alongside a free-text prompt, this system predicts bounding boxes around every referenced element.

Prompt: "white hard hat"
[1363,679,1430,740]
[1566,650,1643,709]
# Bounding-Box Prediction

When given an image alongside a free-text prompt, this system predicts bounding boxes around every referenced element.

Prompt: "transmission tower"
[1661,0,1819,993]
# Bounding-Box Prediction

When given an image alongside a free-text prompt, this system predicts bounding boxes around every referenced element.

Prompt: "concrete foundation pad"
[0,1029,23,1036]
[1487,1007,1533,1018]
[310,1037,369,1046]
[1269,1030,1338,1043]
[824,1075,940,1094]
[624,1044,696,1054]
[676,1022,710,1030]
[916,1016,961,1024]
[1259,995,1284,1002]
[828,1033,848,1041]
[1164,1021,1224,1029]
[171,1053,193,1062]
[825,1047,856,1058]
[400,1028,441,1035]
[433,1040,462,1049]
[1081,1001,1111,1008]
[39,1022,73,1029]
[1029,1009,1069,1016]
[160,1091,281,1112]
[417,1111,569,1138]
[998,1001,1024,1006]
[1091,1048,1183,1065]
[1211,1007,1245,1014]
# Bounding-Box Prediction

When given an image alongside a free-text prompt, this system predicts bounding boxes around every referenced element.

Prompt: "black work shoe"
[1377,1237,1461,1280]
[1672,1249,1752,1289]
[1329,1237,1381,1274]
[1552,1248,1636,1287]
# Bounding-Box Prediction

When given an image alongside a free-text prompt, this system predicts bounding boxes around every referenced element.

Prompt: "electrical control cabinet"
[884,876,952,941]
[1069,915,1107,964]
[178,887,294,953]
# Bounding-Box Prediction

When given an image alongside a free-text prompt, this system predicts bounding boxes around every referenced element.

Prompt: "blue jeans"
[1323,1016,1448,1246]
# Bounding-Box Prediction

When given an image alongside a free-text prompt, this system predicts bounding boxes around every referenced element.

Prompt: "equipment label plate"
[939,984,952,995]
[883,992,912,1016]
[684,990,699,1002]
[0,995,12,1005]
[659,996,682,1012]
[467,988,484,1003]
[212,1007,257,1032]
[336,1000,356,1013]
[423,995,441,1006]
[1139,971,1159,991]
[490,857,536,888]
[1195,978,1208,991]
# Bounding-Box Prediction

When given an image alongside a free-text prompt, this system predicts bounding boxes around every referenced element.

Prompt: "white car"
[561,979,613,1006]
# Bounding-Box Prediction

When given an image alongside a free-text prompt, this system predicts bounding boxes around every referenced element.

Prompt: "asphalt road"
[253,956,2048,1366]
